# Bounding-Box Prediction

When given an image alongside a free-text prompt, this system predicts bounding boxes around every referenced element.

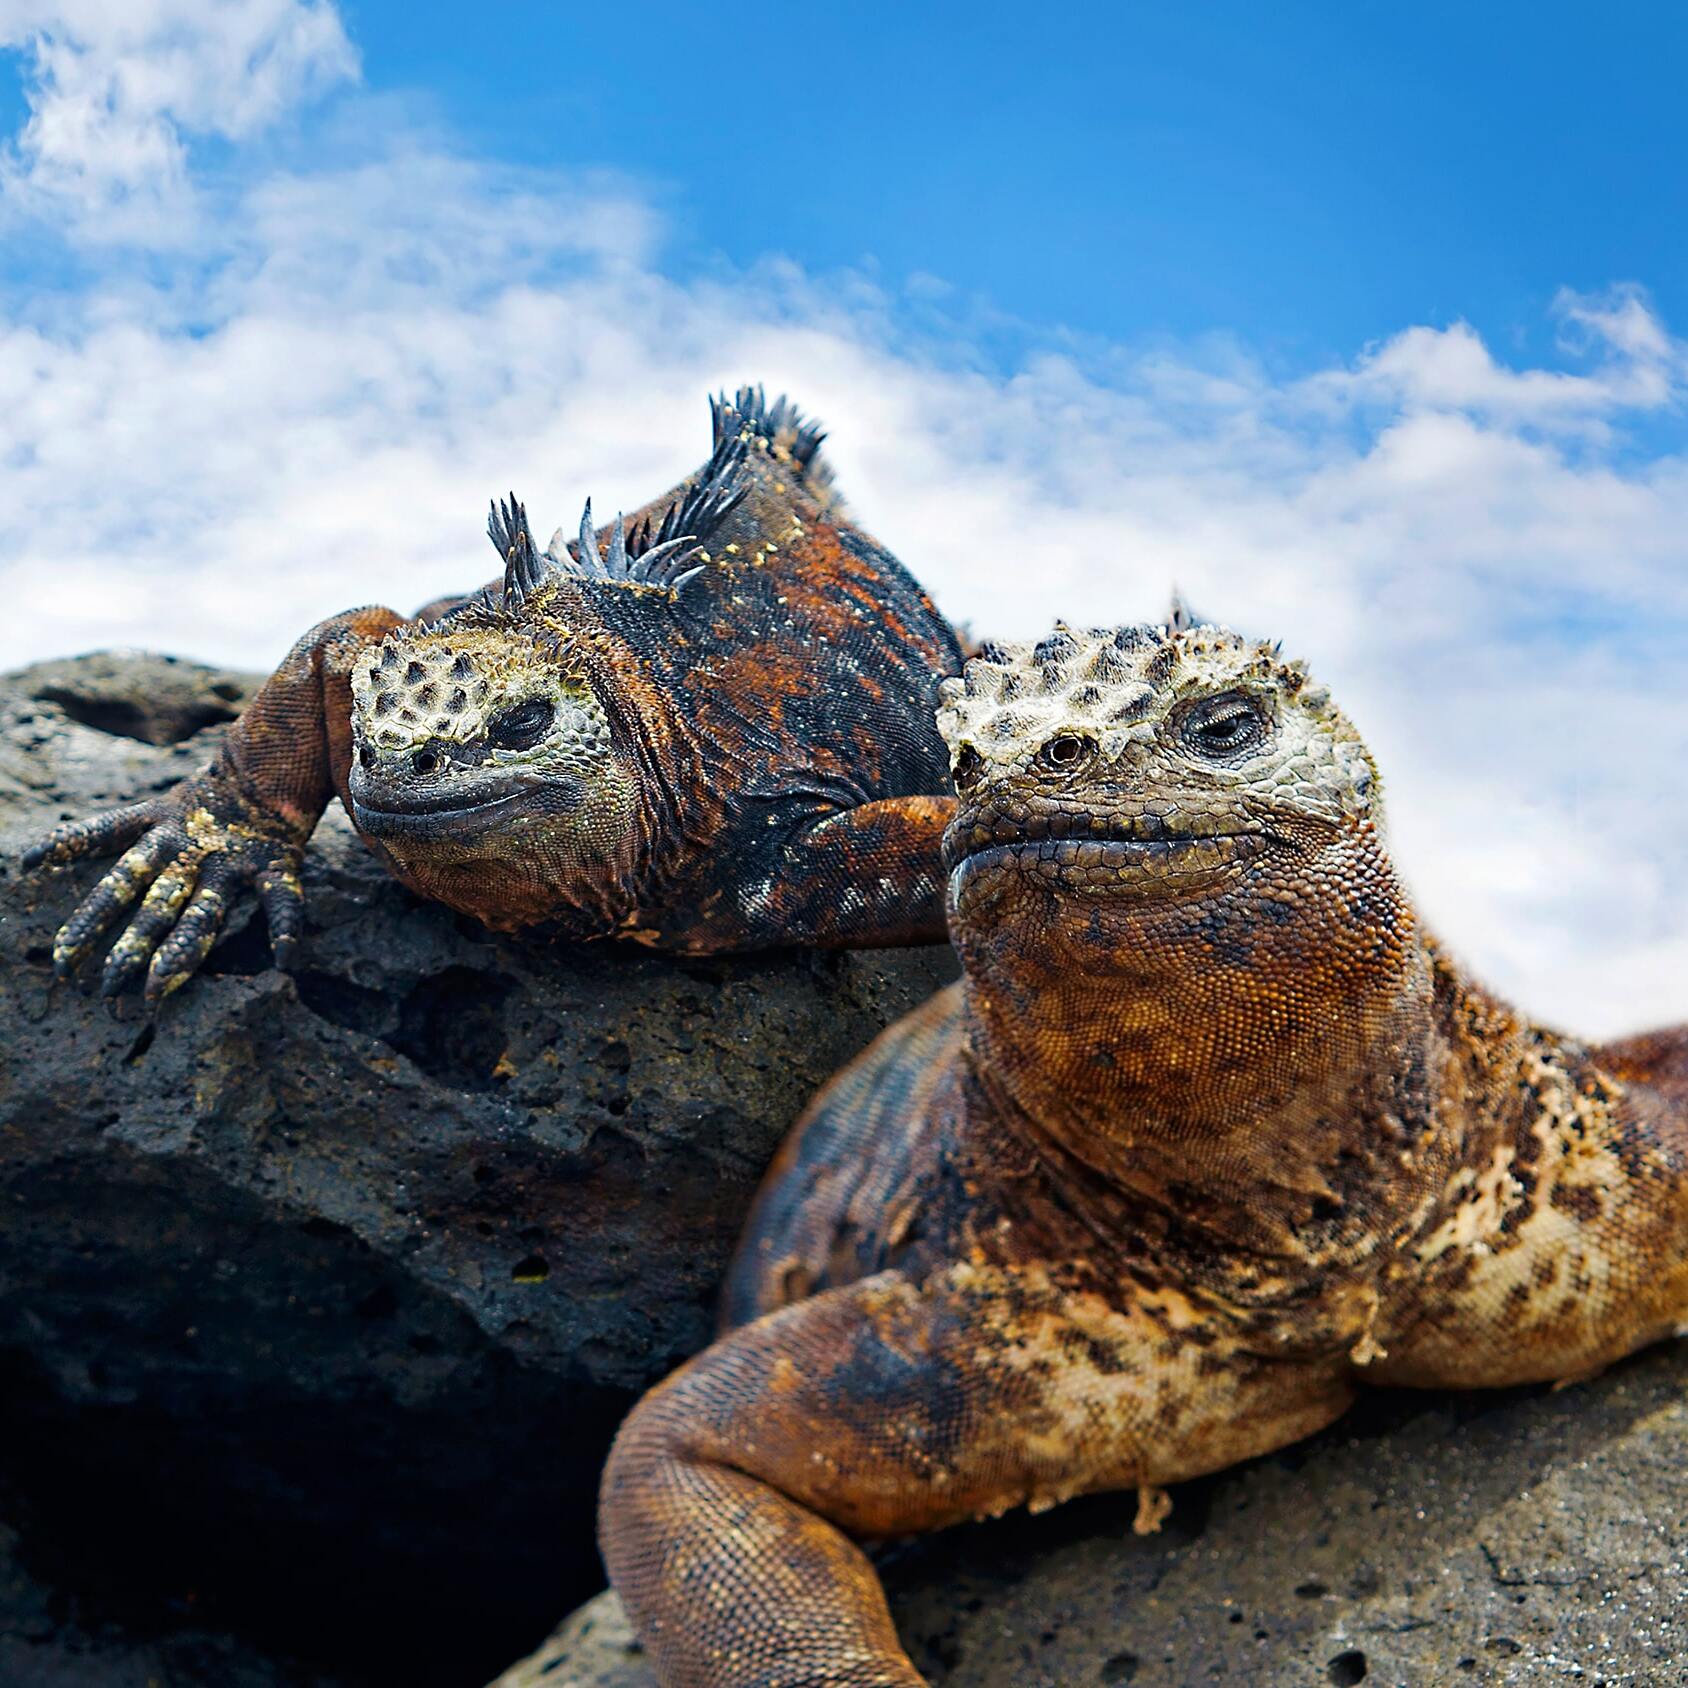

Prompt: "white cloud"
[0,17,1684,1042]
[1302,294,1684,425]
[0,0,356,234]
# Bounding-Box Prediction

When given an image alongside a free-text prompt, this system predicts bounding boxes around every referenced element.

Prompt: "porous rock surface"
[0,651,958,1688]
[511,1343,1688,1688]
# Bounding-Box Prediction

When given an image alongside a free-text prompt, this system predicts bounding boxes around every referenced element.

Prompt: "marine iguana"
[23,388,962,1002]
[599,620,1688,1687]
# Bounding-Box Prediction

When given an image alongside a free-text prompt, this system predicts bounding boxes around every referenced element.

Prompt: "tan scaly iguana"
[598,620,1688,1687]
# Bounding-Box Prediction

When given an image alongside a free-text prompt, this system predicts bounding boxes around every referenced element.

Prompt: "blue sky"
[0,0,1686,1035]
[339,0,1688,378]
[13,3,1684,378]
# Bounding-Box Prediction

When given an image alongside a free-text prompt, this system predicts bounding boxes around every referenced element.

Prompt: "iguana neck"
[954,874,1464,1265]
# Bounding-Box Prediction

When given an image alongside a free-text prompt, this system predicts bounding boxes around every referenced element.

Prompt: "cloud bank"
[1,1,1684,1038]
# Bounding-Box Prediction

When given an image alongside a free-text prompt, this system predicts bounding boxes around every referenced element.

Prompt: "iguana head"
[938,621,1441,1261]
[936,623,1412,1110]
[346,497,700,927]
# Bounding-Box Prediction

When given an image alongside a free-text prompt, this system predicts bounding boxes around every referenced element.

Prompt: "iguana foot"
[24,769,308,1003]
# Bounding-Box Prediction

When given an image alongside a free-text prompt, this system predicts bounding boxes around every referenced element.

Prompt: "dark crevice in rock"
[33,684,241,744]
[391,966,515,1091]
[203,914,280,978]
[291,970,391,1038]
[0,1345,621,1687]
[292,964,519,1094]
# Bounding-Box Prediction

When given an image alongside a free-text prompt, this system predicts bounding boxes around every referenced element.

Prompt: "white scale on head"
[349,633,611,769]
[351,640,497,753]
[936,621,1382,829]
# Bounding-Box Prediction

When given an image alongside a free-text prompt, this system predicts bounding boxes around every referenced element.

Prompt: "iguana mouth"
[948,829,1268,901]
[342,783,526,844]
[348,748,588,839]
[949,811,1259,854]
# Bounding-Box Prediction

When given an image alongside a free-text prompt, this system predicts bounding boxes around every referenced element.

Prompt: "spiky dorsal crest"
[574,499,707,590]
[709,382,835,496]
[626,420,751,575]
[478,489,712,622]
[1166,588,1199,632]
[488,493,549,613]
[471,380,834,624]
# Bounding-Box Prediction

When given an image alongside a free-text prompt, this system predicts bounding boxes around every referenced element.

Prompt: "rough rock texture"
[515,1339,1688,1686]
[12,649,251,745]
[0,652,958,1688]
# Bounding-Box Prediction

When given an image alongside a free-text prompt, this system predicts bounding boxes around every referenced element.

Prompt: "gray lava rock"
[519,1342,1688,1688]
[11,649,256,745]
[0,652,958,1688]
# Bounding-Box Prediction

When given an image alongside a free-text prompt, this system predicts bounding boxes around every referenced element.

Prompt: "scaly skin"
[600,620,1688,1688]
[23,388,962,1002]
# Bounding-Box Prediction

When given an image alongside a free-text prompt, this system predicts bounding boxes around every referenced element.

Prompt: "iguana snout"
[348,751,583,841]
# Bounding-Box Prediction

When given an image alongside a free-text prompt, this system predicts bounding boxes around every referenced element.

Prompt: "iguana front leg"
[600,1263,1351,1687]
[23,605,403,1002]
[656,795,956,953]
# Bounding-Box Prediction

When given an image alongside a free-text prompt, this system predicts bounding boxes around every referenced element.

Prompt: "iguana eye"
[488,698,555,751]
[1040,733,1094,772]
[1183,692,1267,759]
[952,745,984,787]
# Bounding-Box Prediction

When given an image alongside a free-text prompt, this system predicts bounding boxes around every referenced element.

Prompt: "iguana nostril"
[412,748,440,777]
[358,745,373,770]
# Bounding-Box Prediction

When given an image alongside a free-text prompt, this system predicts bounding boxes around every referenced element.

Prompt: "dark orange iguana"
[599,620,1688,1687]
[23,388,963,1002]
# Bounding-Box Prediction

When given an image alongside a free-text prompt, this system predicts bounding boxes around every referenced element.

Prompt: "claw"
[257,858,305,970]
[53,832,174,978]
[145,966,195,1008]
[144,870,236,1004]
[100,864,199,997]
[23,801,161,871]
